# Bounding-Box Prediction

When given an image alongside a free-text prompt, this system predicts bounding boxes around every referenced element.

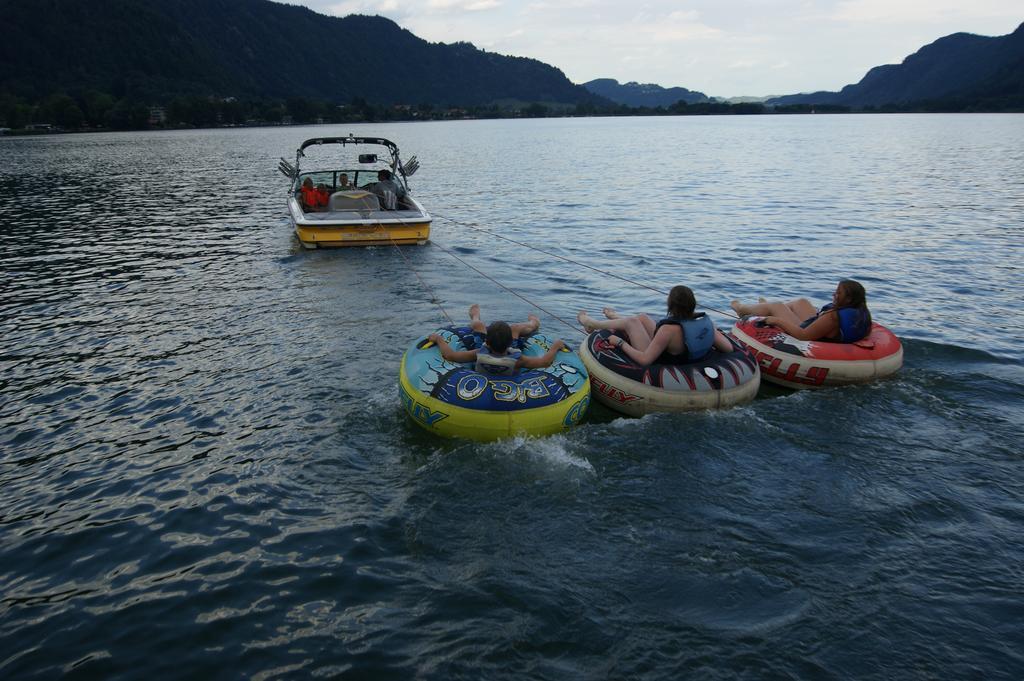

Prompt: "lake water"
[1,115,1023,679]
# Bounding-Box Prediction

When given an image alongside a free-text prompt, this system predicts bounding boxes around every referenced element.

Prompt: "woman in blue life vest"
[577,285,733,366]
[427,305,566,375]
[730,279,873,343]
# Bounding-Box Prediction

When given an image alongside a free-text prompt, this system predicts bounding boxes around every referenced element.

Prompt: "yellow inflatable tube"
[399,328,591,442]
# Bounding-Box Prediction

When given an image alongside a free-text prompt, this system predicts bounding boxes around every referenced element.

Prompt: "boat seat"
[328,190,380,212]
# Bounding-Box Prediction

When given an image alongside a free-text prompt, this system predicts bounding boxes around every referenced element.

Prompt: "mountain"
[0,0,603,107]
[768,22,1024,108]
[717,96,777,104]
[582,78,709,107]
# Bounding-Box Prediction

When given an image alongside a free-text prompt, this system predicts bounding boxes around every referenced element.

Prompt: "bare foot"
[602,307,620,319]
[577,310,596,333]
[730,300,750,316]
[527,314,540,332]
[469,304,481,322]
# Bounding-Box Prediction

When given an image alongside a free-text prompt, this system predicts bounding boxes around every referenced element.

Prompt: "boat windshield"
[297,169,407,193]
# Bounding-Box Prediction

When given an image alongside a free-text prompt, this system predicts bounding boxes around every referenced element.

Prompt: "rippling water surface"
[2,115,1023,679]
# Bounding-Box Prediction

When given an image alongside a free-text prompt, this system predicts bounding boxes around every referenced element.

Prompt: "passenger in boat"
[578,285,733,366]
[316,183,331,205]
[299,178,329,212]
[337,173,351,190]
[299,177,317,210]
[730,279,872,342]
[370,169,405,210]
[428,305,566,376]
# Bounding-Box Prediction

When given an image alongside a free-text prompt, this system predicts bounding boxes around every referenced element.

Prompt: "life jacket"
[300,185,319,208]
[314,187,330,208]
[654,313,714,362]
[475,347,522,376]
[816,304,870,342]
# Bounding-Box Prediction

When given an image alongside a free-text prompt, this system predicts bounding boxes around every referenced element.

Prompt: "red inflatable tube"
[731,317,903,389]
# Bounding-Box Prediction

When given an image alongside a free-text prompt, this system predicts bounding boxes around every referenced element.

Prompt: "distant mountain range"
[0,0,602,107]
[580,79,709,107]
[0,0,1020,114]
[768,22,1024,108]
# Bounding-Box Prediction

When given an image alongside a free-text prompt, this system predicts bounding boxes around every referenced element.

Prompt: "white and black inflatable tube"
[579,329,760,416]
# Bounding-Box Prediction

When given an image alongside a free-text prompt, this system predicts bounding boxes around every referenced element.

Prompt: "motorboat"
[278,135,431,248]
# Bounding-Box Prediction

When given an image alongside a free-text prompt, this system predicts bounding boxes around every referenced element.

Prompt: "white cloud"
[832,0,1019,24]
[324,0,398,16]
[638,11,721,43]
[667,10,701,23]
[526,0,600,10]
[427,0,501,11]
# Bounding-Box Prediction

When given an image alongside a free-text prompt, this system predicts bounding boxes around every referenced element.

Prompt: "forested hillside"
[2,1,1020,129]
[0,0,601,119]
[581,79,708,107]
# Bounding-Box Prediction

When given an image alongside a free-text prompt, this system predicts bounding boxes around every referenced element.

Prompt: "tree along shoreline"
[2,91,1020,135]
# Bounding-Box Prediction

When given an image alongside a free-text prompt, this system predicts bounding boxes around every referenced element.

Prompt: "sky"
[291,1,1022,97]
